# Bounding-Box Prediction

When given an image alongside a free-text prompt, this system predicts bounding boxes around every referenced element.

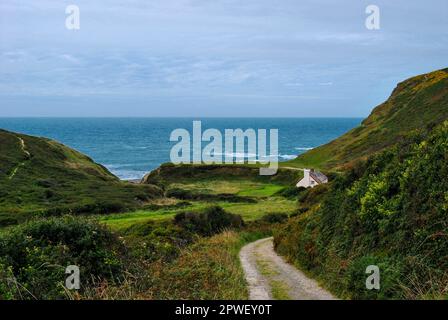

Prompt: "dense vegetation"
[174,206,244,236]
[286,68,448,170]
[0,129,163,226]
[0,207,273,300]
[275,121,448,299]
[0,216,127,299]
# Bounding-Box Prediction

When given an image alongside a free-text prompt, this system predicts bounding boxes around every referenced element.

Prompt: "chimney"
[304,169,310,181]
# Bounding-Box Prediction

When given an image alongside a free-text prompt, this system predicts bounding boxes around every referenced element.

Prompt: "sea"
[0,118,361,180]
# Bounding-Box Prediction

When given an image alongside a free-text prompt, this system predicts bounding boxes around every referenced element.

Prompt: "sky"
[0,0,447,117]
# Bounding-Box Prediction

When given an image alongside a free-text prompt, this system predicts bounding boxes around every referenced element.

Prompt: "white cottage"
[296,169,328,188]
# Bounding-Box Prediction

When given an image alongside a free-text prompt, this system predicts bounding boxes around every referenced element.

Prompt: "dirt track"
[239,237,336,300]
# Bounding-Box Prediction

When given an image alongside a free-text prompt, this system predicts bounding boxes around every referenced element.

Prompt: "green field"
[102,197,296,229]
[102,177,297,231]
[169,179,285,197]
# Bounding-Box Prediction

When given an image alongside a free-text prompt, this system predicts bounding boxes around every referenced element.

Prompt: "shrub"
[345,255,404,299]
[0,216,127,299]
[298,183,329,205]
[260,212,289,224]
[122,220,195,262]
[165,188,194,199]
[275,186,306,199]
[174,206,244,236]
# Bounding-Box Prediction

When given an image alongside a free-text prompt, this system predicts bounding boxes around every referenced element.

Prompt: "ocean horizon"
[0,117,362,180]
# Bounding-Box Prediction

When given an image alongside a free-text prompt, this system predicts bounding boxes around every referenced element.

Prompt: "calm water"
[0,118,361,180]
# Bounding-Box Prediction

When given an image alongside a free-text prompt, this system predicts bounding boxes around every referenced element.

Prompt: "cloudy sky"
[1,0,447,117]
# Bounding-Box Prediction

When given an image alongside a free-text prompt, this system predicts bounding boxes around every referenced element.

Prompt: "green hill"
[275,68,448,299]
[0,129,117,182]
[0,129,162,225]
[275,121,448,299]
[286,68,448,170]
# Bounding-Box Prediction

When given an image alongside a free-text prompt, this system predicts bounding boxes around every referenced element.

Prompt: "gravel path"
[239,237,336,300]
[8,136,31,180]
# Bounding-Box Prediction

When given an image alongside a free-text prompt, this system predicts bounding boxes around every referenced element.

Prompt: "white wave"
[206,152,297,161]
[258,154,297,160]
[122,145,150,150]
[105,163,151,169]
[212,152,258,158]
[294,147,314,151]
[279,154,297,160]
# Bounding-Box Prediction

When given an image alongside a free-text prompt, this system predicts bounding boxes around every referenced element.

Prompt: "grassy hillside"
[275,121,448,299]
[286,68,448,170]
[143,163,302,186]
[0,129,162,225]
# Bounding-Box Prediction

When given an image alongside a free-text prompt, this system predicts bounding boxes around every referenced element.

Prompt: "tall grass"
[80,226,272,300]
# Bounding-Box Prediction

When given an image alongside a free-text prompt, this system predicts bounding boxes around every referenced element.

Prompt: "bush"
[260,212,289,224]
[165,188,194,199]
[345,255,404,299]
[122,220,195,262]
[0,216,127,299]
[298,183,329,205]
[174,206,244,236]
[275,186,306,199]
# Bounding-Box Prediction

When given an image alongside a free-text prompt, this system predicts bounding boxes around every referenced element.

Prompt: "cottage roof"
[310,170,327,184]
